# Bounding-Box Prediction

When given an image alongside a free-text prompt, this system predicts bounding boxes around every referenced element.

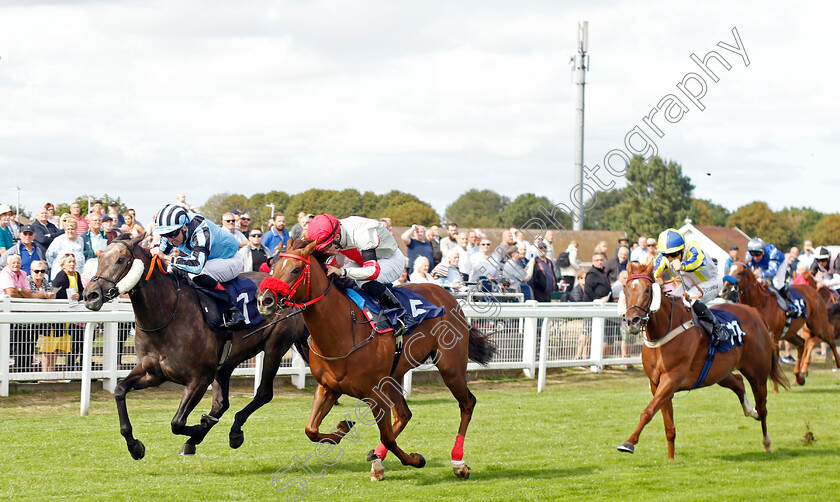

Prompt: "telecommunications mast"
[573,21,589,231]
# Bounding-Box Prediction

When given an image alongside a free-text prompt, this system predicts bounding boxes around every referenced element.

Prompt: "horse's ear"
[650,282,662,312]
[617,291,627,316]
[644,258,656,276]
[301,239,319,257]
[129,233,145,248]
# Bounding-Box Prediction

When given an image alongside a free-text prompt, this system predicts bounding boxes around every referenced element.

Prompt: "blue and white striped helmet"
[154,204,189,236]
[656,228,685,254]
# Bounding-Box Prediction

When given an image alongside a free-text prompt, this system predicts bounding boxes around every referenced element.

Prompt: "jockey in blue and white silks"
[654,228,729,343]
[745,238,788,290]
[153,204,243,285]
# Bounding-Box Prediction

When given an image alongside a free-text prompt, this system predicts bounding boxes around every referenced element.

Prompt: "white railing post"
[103,322,118,393]
[0,323,10,397]
[590,316,605,372]
[537,317,549,393]
[522,300,539,378]
[291,349,306,389]
[253,351,265,396]
[80,323,95,416]
[402,369,413,398]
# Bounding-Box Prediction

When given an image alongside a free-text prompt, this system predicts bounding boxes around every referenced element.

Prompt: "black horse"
[83,234,307,458]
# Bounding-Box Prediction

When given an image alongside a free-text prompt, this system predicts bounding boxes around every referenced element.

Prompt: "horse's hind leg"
[438,354,476,479]
[743,373,772,452]
[717,373,757,419]
[171,373,215,455]
[115,368,164,460]
[183,368,234,452]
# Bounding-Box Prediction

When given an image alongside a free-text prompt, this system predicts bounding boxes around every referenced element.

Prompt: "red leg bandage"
[374,443,388,460]
[452,434,465,462]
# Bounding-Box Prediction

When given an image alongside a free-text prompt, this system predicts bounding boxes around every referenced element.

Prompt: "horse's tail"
[768,322,790,390]
[468,327,496,366]
[293,325,310,365]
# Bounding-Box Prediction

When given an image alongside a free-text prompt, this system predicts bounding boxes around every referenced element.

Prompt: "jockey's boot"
[193,274,218,290]
[362,281,411,335]
[222,306,245,327]
[692,300,730,345]
[779,285,796,314]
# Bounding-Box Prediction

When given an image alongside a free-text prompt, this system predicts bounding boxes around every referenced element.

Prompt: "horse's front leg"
[115,367,164,460]
[183,368,234,452]
[618,376,678,456]
[230,347,283,449]
[791,338,807,385]
[170,373,216,455]
[799,329,819,378]
[304,384,351,444]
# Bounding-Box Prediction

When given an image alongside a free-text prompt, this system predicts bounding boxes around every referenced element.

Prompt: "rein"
[134,254,182,332]
[305,305,377,361]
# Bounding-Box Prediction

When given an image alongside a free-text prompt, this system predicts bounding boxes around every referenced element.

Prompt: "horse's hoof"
[796,374,806,386]
[229,431,244,449]
[414,453,426,468]
[617,442,635,454]
[180,443,196,456]
[370,458,385,481]
[128,440,146,460]
[366,449,379,462]
[453,462,470,479]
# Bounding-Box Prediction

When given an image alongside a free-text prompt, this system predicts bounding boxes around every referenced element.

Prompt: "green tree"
[777,207,824,246]
[810,214,840,246]
[497,193,570,230]
[445,189,509,228]
[726,201,795,247]
[605,156,695,237]
[583,188,627,230]
[686,198,730,227]
[388,201,440,226]
[200,193,249,224]
[247,190,291,225]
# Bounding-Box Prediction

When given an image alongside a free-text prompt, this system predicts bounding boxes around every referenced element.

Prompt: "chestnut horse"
[83,235,307,458]
[798,271,840,339]
[617,261,788,459]
[719,262,840,384]
[256,239,496,481]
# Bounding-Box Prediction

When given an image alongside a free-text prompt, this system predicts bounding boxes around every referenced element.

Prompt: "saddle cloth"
[709,309,747,353]
[784,288,807,318]
[345,284,446,335]
[193,276,264,329]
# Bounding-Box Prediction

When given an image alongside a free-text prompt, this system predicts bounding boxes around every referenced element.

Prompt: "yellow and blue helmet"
[657,228,685,255]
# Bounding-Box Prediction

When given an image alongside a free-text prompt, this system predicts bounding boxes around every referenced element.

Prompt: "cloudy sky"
[1,0,838,225]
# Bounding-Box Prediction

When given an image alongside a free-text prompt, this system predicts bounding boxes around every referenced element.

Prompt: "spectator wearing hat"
[102,215,120,243]
[0,204,15,254]
[106,201,126,227]
[91,200,105,217]
[616,237,630,256]
[31,206,63,259]
[724,244,741,273]
[0,224,42,274]
[531,241,557,302]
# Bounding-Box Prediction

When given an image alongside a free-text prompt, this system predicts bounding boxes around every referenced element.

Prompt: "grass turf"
[2,363,840,501]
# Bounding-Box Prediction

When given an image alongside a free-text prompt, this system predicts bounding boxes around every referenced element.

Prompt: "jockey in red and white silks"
[308,214,409,328]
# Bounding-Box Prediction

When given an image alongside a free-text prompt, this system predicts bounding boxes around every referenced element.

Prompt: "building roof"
[691,224,750,253]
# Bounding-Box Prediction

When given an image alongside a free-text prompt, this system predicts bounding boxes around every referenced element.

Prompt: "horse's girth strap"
[644,320,696,348]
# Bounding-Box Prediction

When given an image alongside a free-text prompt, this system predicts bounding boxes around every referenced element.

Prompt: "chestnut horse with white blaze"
[617,261,788,459]
[256,239,496,481]
[719,262,840,385]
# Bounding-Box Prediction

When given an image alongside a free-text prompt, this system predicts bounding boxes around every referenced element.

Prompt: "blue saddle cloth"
[199,277,264,327]
[710,309,747,354]
[785,288,807,318]
[345,284,446,335]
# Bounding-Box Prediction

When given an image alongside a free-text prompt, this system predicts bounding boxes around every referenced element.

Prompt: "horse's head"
[83,235,146,311]
[618,261,662,335]
[719,261,751,300]
[257,238,320,316]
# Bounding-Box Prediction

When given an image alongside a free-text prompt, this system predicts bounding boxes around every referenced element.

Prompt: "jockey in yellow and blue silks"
[653,228,729,344]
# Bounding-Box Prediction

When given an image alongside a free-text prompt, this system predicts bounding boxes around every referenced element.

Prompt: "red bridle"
[259,252,330,308]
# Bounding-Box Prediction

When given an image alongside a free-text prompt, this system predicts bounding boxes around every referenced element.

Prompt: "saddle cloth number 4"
[725,319,746,343]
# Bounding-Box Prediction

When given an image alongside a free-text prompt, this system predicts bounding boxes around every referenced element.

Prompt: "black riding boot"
[362,281,410,334]
[193,274,218,290]
[692,301,730,345]
[779,285,797,314]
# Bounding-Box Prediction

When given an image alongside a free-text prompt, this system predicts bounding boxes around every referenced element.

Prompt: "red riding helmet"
[308,214,341,252]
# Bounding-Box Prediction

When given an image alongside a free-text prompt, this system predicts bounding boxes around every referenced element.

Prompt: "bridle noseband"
[625,274,655,326]
[261,252,332,309]
[90,239,136,301]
